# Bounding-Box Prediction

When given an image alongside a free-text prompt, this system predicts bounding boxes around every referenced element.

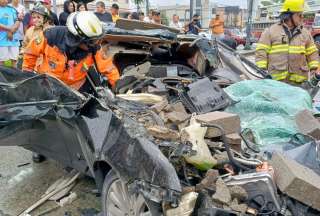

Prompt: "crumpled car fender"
[98,114,182,194]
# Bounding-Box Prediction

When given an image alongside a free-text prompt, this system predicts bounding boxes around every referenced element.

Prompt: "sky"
[149,0,247,8]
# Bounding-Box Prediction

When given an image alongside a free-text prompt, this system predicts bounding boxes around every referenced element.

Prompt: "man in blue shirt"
[0,0,21,67]
[185,14,202,35]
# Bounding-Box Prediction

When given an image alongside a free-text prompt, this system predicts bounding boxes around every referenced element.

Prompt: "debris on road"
[194,112,241,138]
[18,171,80,216]
[295,109,320,139]
[229,185,248,202]
[116,93,164,104]
[147,125,180,141]
[79,208,100,216]
[58,192,77,207]
[165,192,198,216]
[37,205,60,216]
[180,116,217,171]
[17,162,31,168]
[272,152,320,211]
[212,178,232,205]
[45,172,78,201]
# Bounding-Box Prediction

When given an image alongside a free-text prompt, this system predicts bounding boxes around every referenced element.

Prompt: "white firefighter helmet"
[66,11,103,39]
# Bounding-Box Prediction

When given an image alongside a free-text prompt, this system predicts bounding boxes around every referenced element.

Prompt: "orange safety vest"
[22,33,120,89]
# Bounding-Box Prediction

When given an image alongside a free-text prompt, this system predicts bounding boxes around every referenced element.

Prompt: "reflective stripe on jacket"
[255,23,319,83]
[22,33,120,88]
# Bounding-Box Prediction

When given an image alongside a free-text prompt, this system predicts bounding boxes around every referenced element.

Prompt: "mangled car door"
[77,98,182,204]
[0,66,85,165]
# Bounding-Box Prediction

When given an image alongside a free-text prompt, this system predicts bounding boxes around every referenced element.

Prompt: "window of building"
[196,0,201,7]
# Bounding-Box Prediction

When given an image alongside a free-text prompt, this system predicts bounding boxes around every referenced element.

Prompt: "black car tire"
[101,170,162,216]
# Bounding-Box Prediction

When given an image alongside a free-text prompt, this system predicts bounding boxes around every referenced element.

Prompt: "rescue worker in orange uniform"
[255,0,320,86]
[22,11,120,91]
[20,3,51,70]
[21,3,51,54]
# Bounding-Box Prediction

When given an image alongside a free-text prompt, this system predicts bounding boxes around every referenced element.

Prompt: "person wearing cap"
[22,0,57,33]
[256,0,320,86]
[185,14,202,35]
[151,10,161,24]
[21,3,51,55]
[110,3,119,23]
[22,11,120,90]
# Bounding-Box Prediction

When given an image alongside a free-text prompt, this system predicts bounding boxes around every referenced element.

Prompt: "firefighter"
[21,3,51,55]
[255,0,320,86]
[22,11,120,91]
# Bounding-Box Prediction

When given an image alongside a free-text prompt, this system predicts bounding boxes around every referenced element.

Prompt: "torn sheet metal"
[0,67,85,123]
[102,24,177,42]
[0,66,182,198]
[115,18,181,34]
[99,113,182,193]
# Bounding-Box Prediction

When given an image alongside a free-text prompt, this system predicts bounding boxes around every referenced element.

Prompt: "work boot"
[32,152,46,163]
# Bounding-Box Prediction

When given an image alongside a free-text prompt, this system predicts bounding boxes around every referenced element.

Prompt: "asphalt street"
[0,146,101,216]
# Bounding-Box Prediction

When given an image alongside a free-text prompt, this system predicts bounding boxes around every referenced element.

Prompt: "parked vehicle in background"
[311,13,320,47]
[224,28,246,47]
[224,27,258,48]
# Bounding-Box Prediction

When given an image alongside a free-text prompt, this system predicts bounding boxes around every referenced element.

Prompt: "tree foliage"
[134,0,145,6]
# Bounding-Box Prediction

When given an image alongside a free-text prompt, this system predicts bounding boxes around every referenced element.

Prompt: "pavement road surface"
[0,146,101,216]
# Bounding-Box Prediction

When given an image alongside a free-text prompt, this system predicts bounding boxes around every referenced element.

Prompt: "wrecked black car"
[102,22,264,93]
[0,66,181,215]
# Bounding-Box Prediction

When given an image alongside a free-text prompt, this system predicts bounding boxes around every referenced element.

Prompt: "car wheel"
[102,170,162,216]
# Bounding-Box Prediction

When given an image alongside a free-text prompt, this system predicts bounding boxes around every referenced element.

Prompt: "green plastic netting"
[225,79,312,147]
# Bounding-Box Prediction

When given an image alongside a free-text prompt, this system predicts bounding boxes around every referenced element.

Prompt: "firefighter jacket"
[255,23,319,83]
[22,26,120,88]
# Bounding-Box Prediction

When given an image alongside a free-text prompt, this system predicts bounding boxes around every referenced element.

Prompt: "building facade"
[159,0,213,28]
[159,1,246,29]
[214,6,247,28]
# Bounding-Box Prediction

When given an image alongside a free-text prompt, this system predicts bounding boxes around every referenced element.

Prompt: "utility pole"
[190,0,194,21]
[245,0,254,50]
[146,0,150,15]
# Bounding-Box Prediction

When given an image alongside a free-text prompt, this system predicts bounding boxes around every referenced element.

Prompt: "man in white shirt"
[169,14,183,31]
[143,9,153,23]
[9,0,25,45]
